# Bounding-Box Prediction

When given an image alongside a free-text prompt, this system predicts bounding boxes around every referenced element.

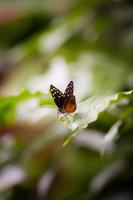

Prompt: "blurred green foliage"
[0,0,133,200]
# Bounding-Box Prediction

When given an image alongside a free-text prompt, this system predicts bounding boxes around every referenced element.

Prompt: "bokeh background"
[0,0,133,200]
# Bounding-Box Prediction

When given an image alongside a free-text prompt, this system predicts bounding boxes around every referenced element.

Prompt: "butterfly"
[50,81,76,114]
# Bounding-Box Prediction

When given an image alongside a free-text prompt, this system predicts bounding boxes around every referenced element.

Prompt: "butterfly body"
[50,81,76,113]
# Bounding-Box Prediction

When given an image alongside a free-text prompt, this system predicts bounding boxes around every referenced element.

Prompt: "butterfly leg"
[64,113,70,123]
[57,111,70,124]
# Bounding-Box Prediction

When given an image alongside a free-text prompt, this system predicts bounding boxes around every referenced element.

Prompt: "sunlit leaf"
[63,90,133,145]
[0,89,53,127]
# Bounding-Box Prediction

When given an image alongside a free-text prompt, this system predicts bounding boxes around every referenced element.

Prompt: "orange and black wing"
[63,81,76,113]
[63,95,76,113]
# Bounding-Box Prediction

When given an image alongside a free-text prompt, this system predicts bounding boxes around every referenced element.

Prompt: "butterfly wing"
[63,95,76,113]
[50,84,65,110]
[64,81,74,97]
[63,81,76,113]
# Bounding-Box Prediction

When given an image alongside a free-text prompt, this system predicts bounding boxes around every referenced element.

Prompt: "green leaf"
[71,90,133,131]
[63,90,133,146]
[0,89,54,127]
